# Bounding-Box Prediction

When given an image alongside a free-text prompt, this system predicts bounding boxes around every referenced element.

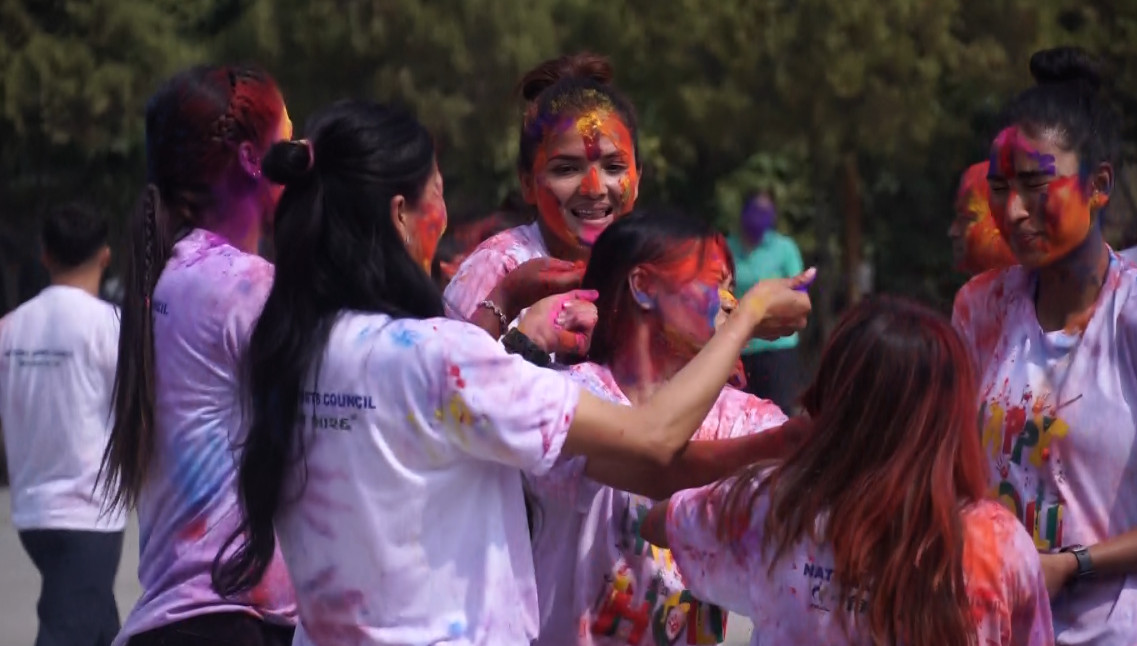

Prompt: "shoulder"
[961,500,1040,573]
[566,362,621,401]
[952,266,1028,341]
[700,388,787,440]
[467,223,546,265]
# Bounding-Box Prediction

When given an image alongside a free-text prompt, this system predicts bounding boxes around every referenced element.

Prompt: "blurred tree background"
[2,0,1136,356]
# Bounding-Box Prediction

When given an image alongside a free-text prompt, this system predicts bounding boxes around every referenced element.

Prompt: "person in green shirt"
[727,192,804,413]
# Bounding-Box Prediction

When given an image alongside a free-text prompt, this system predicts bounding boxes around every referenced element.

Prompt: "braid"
[142,185,160,301]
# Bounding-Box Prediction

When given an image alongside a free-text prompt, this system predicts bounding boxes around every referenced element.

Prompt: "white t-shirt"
[274,312,580,646]
[953,254,1137,645]
[115,229,296,644]
[526,362,787,646]
[0,285,125,532]
[1118,246,1137,265]
[667,479,1054,645]
[443,222,548,320]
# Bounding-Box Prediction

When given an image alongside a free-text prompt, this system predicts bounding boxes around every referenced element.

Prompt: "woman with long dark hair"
[211,99,812,645]
[642,296,1053,646]
[527,209,794,646]
[954,47,1137,644]
[100,65,297,645]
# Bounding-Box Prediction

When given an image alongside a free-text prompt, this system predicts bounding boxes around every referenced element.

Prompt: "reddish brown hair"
[718,295,987,646]
[101,64,284,512]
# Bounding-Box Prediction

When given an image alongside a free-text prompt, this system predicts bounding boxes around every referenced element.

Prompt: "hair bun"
[518,52,614,102]
[262,140,314,186]
[1029,46,1103,92]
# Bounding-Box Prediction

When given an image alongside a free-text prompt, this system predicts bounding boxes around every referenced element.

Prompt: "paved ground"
[0,487,754,645]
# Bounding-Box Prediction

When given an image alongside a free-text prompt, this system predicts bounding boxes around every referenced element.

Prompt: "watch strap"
[1061,545,1094,580]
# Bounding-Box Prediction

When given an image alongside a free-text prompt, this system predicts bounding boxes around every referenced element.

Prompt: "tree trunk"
[841,153,865,305]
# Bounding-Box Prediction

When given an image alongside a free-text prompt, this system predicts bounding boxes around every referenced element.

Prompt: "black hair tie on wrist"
[502,328,552,367]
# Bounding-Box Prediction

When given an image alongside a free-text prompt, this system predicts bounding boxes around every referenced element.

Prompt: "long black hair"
[212,99,443,596]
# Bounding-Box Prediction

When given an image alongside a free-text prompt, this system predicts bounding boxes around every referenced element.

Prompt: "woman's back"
[121,229,296,641]
[666,488,1053,645]
[274,311,581,645]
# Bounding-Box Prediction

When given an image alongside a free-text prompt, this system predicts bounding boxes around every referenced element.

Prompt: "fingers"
[788,267,818,291]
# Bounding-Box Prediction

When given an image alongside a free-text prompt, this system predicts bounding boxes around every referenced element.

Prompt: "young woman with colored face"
[99,65,297,645]
[949,161,1017,275]
[209,100,813,646]
[640,296,1054,646]
[526,210,803,646]
[952,47,1137,644]
[443,53,641,344]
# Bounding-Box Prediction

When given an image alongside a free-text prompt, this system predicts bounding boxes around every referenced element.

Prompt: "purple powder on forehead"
[741,196,776,243]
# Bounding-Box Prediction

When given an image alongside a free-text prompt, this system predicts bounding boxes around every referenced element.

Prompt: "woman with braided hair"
[99,64,297,645]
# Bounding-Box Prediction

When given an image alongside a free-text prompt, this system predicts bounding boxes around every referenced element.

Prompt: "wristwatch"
[1060,544,1094,581]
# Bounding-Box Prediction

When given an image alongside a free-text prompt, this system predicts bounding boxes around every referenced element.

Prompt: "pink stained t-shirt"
[274,313,581,646]
[442,222,548,320]
[953,253,1137,645]
[666,480,1054,645]
[115,229,296,644]
[526,362,787,646]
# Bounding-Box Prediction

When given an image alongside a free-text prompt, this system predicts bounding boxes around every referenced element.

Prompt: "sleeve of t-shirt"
[100,306,121,390]
[1005,528,1055,646]
[442,247,516,320]
[666,480,761,615]
[782,237,804,279]
[725,395,788,440]
[221,260,275,364]
[423,319,580,474]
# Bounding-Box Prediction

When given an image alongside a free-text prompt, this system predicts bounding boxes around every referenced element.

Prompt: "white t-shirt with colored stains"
[526,361,786,646]
[443,222,548,321]
[953,254,1137,645]
[116,229,297,645]
[666,479,1053,646]
[273,313,580,646]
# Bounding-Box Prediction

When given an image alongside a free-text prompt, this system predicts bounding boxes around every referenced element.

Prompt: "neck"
[537,218,590,263]
[1035,225,1110,333]
[607,319,688,406]
[50,264,103,297]
[200,193,264,255]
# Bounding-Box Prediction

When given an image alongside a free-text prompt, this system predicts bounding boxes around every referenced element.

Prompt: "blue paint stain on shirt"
[448,620,466,637]
[391,326,421,348]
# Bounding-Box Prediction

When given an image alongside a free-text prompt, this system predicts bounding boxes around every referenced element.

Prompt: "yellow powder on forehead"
[574,109,609,138]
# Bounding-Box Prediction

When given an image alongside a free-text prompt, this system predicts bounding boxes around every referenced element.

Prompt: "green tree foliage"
[1,0,1133,337]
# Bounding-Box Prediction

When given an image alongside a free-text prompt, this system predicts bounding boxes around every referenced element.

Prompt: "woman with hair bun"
[953,46,1137,644]
[443,52,642,348]
[100,64,297,645]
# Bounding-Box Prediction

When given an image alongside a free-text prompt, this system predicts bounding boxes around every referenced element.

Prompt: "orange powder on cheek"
[412,202,447,272]
[956,166,1015,274]
[1037,176,1093,264]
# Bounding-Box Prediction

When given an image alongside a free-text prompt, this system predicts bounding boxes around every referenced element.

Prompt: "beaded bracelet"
[478,299,509,331]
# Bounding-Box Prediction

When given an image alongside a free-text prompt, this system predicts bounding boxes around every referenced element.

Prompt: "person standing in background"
[0,203,125,646]
[727,192,805,413]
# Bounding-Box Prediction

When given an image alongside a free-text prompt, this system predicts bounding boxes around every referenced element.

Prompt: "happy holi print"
[531,102,639,250]
[987,126,1105,266]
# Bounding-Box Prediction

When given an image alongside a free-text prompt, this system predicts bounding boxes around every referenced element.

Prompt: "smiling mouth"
[570,206,614,222]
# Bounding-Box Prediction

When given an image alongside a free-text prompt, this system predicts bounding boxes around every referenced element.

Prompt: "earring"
[404,235,410,244]
[632,291,653,310]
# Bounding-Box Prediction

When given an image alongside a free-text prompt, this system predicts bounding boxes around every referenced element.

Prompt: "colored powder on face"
[987,127,1095,266]
[412,202,447,272]
[530,110,639,251]
[741,197,777,243]
[955,161,1015,274]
